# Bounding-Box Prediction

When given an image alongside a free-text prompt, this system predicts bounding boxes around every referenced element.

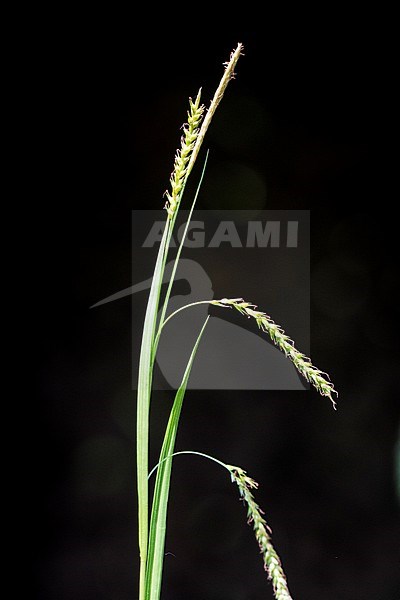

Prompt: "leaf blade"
[137,220,170,597]
[146,317,209,600]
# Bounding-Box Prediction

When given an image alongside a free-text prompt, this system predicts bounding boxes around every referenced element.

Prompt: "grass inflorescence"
[164,91,204,219]
[228,465,293,600]
[212,298,337,408]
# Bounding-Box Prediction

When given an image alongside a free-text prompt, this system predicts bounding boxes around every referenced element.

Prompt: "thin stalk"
[148,450,230,479]
[154,300,213,352]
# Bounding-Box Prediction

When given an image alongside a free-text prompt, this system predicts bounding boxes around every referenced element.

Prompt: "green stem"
[148,450,230,479]
[137,220,171,600]
[146,319,210,600]
[153,300,213,351]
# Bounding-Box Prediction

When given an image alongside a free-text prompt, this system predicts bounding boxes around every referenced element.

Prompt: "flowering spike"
[212,298,337,408]
[228,465,294,600]
[164,91,204,219]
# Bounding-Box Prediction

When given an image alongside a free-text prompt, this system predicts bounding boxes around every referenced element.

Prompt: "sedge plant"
[136,43,337,600]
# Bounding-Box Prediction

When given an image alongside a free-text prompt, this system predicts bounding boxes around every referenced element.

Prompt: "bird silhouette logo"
[91,258,305,390]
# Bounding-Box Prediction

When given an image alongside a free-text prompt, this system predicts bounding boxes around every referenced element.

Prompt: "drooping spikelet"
[164,91,204,219]
[228,465,293,600]
[212,298,337,408]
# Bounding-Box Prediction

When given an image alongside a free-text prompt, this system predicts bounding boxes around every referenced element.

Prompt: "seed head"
[228,465,294,600]
[212,298,338,408]
[164,90,204,219]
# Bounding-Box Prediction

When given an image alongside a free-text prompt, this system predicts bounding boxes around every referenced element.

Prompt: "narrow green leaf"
[137,220,170,599]
[145,317,210,600]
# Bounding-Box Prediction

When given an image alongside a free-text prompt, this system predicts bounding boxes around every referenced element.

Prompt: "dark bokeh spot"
[202,161,267,210]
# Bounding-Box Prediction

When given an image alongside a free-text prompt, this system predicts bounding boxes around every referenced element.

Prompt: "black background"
[32,23,399,600]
